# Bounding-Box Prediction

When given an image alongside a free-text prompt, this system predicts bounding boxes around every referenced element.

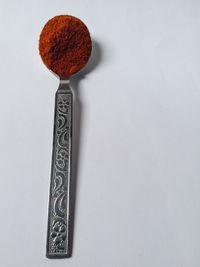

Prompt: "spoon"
[39,15,92,258]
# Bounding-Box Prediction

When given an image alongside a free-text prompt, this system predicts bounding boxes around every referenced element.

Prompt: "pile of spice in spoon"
[39,15,92,258]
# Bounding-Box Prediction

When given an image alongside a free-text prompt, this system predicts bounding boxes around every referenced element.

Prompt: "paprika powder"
[39,15,92,79]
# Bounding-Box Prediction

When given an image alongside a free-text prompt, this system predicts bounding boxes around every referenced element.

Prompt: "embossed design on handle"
[46,82,72,258]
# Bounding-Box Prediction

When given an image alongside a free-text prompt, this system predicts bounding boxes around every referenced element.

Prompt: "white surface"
[0,0,200,266]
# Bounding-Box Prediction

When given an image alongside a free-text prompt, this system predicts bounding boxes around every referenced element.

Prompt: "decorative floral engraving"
[56,148,68,169]
[50,221,67,250]
[47,92,72,256]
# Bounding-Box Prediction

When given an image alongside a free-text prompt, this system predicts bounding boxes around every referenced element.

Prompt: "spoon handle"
[46,81,73,258]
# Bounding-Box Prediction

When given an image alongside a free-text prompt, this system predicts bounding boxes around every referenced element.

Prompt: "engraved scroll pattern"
[48,93,71,255]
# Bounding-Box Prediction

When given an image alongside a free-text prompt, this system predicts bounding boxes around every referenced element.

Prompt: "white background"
[0,0,200,266]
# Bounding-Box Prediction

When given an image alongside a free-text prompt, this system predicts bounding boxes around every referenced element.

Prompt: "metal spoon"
[39,15,92,258]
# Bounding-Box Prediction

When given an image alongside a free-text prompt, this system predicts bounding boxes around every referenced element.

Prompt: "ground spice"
[39,15,92,79]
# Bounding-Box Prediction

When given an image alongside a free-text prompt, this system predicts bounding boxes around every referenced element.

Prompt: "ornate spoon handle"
[46,81,73,258]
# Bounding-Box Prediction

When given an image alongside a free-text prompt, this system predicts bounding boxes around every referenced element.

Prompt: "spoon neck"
[57,80,72,93]
[60,79,70,84]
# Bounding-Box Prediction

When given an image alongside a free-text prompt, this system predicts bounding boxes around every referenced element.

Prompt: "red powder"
[39,15,92,79]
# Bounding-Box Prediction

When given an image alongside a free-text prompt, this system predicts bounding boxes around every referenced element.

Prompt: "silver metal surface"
[46,82,73,258]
